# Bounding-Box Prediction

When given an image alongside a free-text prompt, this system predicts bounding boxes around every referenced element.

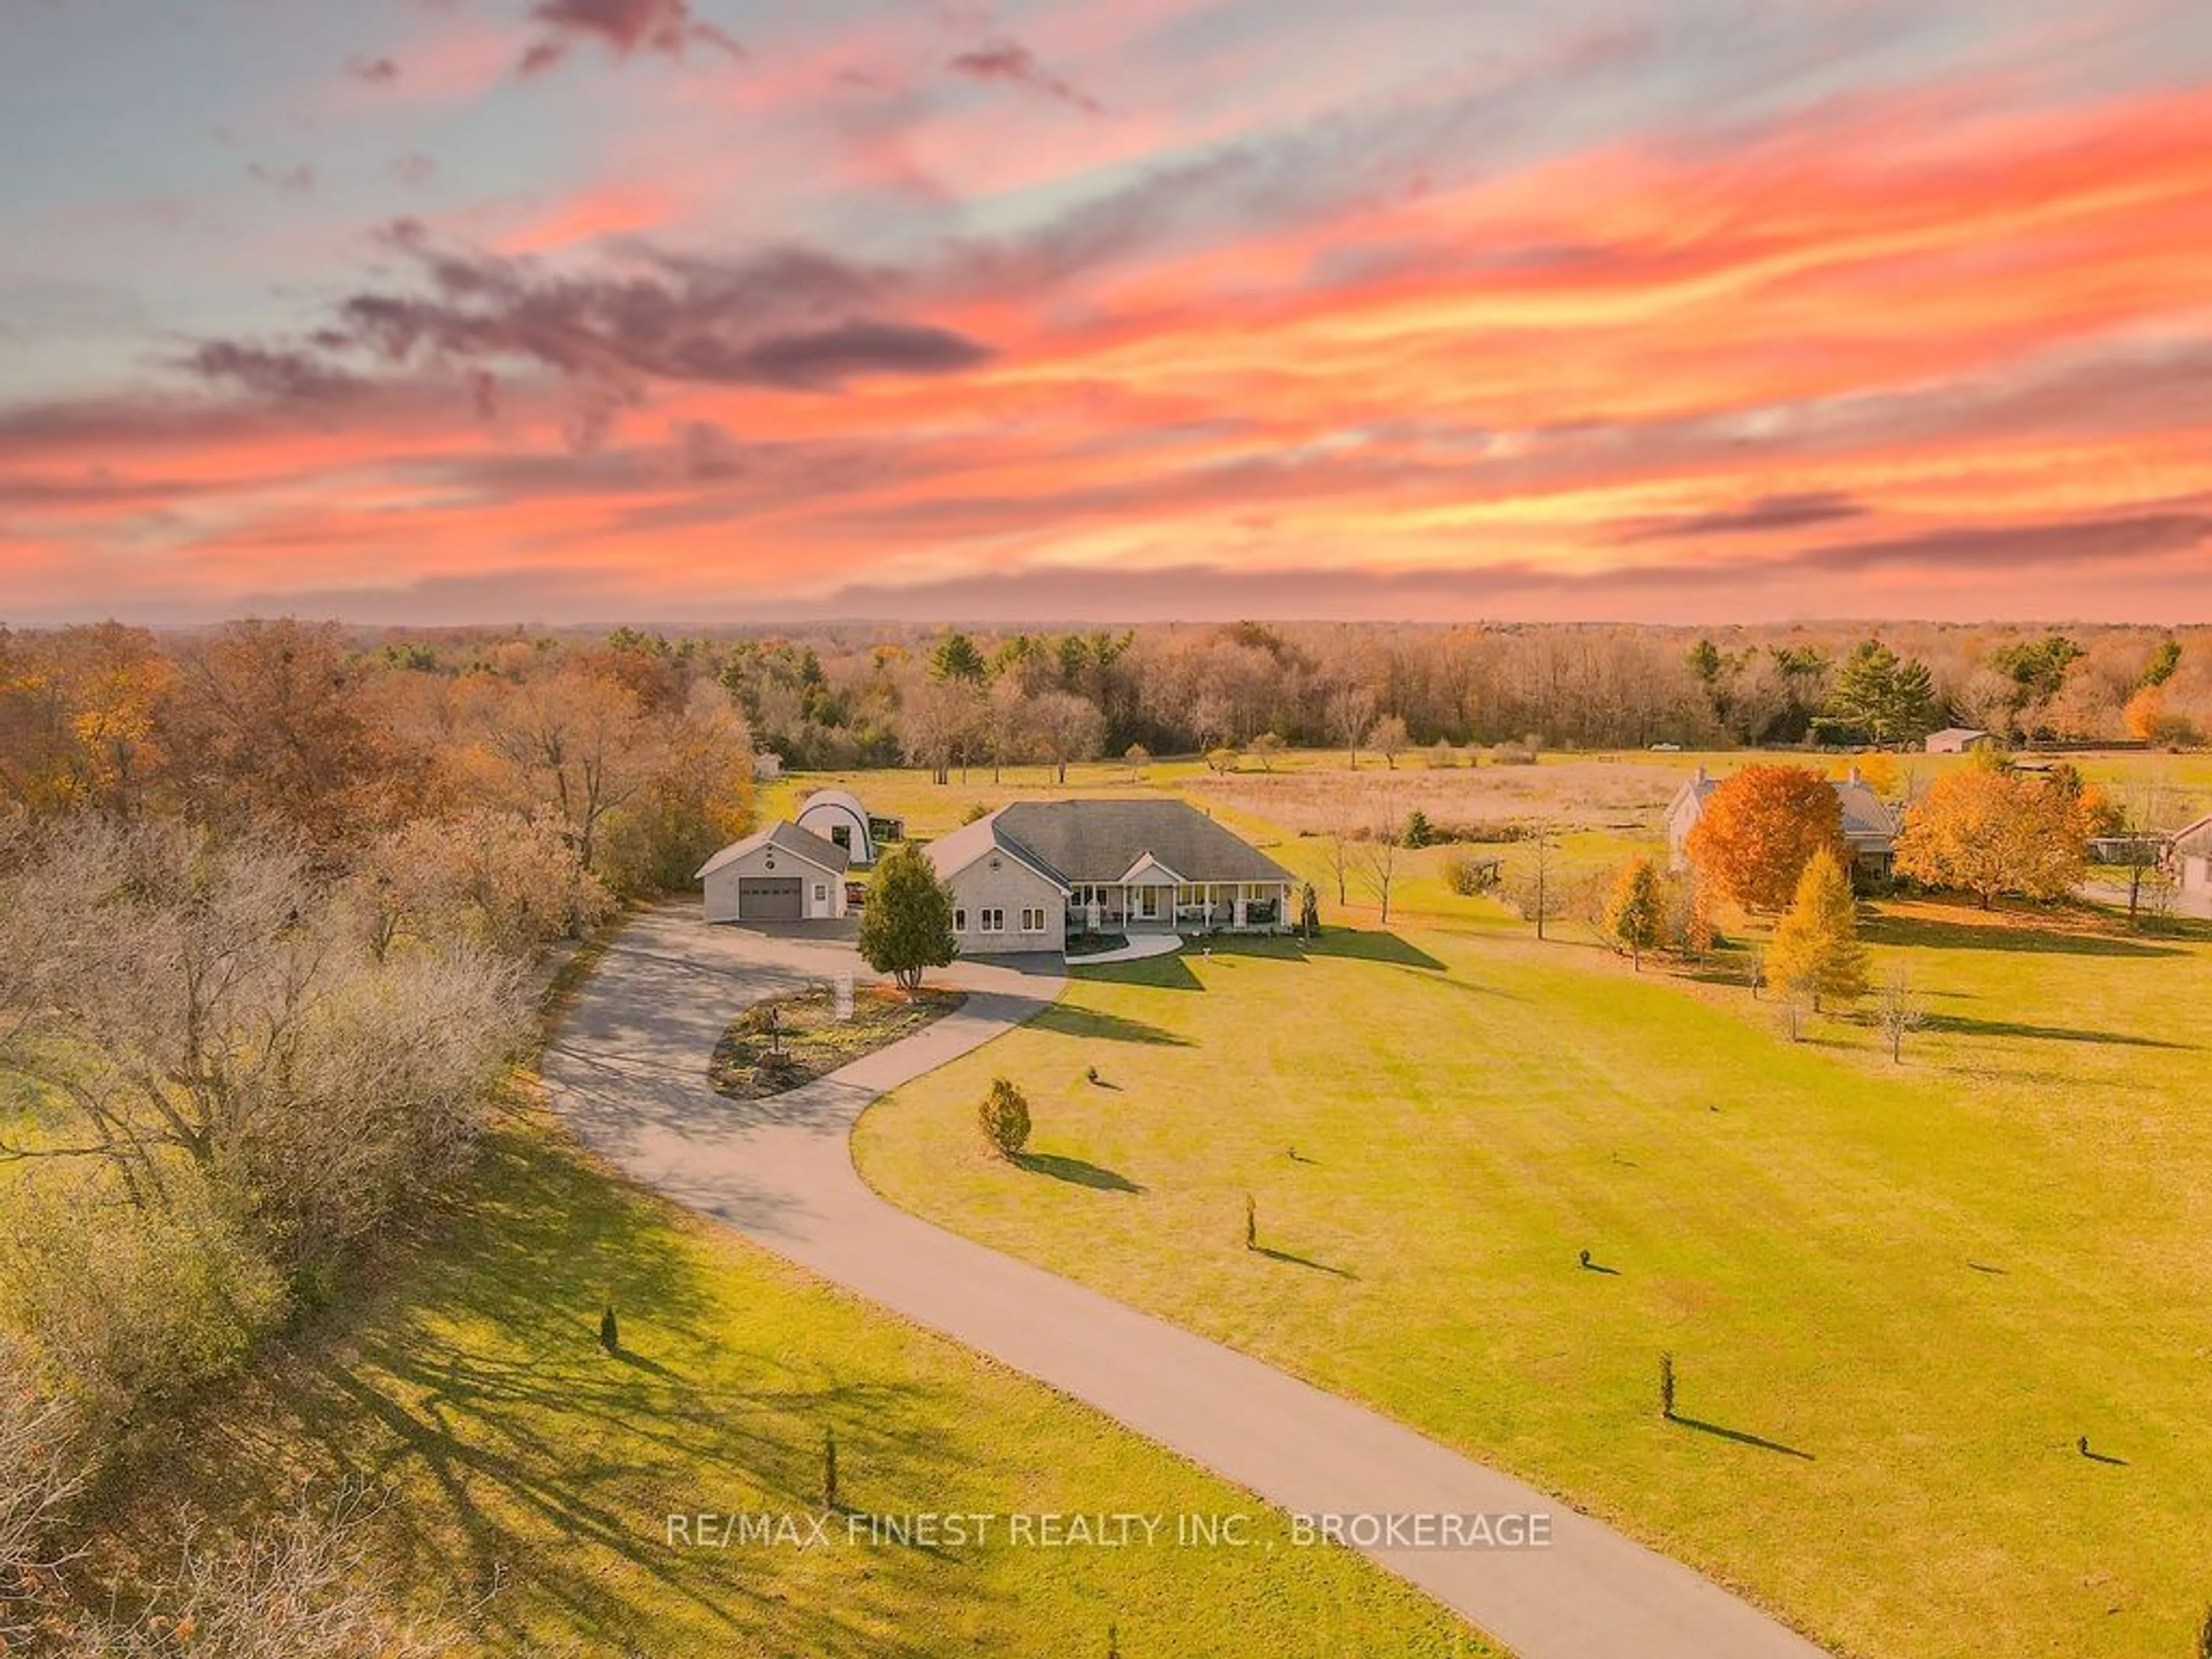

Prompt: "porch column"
[1233,887,1247,928]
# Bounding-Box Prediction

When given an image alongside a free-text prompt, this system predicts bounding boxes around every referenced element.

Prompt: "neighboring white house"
[1926,727,1997,754]
[926,799,1297,957]
[1666,764,1898,880]
[696,821,850,923]
[751,752,785,781]
[795,788,880,868]
[2171,812,2212,898]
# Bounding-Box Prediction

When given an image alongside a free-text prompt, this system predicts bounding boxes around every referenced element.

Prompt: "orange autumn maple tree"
[1684,764,1849,912]
[1894,764,2090,908]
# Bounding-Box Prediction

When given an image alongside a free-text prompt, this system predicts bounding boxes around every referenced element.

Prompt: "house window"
[982,908,1005,933]
[813,883,827,903]
[954,908,968,932]
[1021,907,1046,933]
[830,825,851,851]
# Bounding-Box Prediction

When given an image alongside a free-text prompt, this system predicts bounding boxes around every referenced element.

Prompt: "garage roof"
[696,820,853,880]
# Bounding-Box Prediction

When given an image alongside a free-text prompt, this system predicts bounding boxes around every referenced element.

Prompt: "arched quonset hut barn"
[794,788,879,868]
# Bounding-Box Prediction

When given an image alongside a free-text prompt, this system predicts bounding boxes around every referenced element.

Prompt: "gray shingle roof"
[988,800,1294,886]
[1669,770,1896,850]
[696,819,852,880]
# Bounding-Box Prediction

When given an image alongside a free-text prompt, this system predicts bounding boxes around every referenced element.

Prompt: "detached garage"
[697,822,851,924]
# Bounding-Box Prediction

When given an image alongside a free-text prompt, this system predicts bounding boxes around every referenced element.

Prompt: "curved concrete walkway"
[1066,929,1183,965]
[544,906,1827,1659]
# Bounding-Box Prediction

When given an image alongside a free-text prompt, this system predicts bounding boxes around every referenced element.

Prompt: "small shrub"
[1658,1351,1677,1420]
[1490,741,1537,766]
[1085,1065,1101,1086]
[1427,740,1457,768]
[961,801,992,825]
[978,1077,1032,1158]
[1244,1194,1257,1251]
[1401,809,1437,848]
[1442,853,1496,896]
[599,1304,619,1353]
[0,1168,287,1426]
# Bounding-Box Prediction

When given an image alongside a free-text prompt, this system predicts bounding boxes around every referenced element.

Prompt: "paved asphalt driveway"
[544,904,1828,1659]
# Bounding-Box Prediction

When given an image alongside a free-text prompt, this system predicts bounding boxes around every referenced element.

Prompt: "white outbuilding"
[794,788,879,867]
[696,821,851,923]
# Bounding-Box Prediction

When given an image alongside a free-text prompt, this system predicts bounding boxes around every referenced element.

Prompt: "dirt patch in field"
[1188,759,1687,836]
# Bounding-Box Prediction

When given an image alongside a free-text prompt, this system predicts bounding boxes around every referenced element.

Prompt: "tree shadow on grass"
[1252,1245,1357,1279]
[1863,912,2186,959]
[1070,953,1202,990]
[1303,930,1448,972]
[1922,1013,2193,1049]
[1671,1415,1815,1460]
[1014,1152,1143,1194]
[119,1129,983,1659]
[1027,1005,1192,1046]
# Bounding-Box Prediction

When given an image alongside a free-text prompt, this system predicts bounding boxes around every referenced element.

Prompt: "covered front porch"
[1067,877,1287,934]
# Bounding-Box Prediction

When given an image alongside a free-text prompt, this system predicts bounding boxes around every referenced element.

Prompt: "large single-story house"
[1926,727,1998,754]
[2171,812,2212,897]
[1666,764,1897,879]
[925,799,1297,957]
[696,821,851,922]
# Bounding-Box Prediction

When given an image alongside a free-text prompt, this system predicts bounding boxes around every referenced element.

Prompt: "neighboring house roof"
[993,800,1296,887]
[695,820,853,880]
[1668,768,1896,851]
[1927,726,1991,744]
[1831,778,1896,846]
[2169,812,2212,857]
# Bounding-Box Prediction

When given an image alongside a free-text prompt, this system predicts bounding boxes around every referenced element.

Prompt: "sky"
[3,0,2211,627]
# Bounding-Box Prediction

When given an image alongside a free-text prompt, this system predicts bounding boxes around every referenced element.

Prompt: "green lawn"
[855,906,2212,1659]
[99,1123,1493,1658]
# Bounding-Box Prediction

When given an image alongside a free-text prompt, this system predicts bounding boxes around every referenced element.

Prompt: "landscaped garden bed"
[710,983,967,1099]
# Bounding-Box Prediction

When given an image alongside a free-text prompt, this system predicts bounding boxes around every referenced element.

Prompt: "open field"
[853,760,2212,1659]
[90,1122,1491,1658]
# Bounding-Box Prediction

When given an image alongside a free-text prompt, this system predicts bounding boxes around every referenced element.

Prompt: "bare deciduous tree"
[1029,691,1107,785]
[1356,811,1404,923]
[1329,683,1377,770]
[471,663,656,875]
[65,1488,468,1659]
[1370,714,1410,769]
[897,676,976,785]
[1,1339,81,1646]
[355,810,615,960]
[0,822,529,1272]
[1505,822,1563,940]
[1873,970,1927,1063]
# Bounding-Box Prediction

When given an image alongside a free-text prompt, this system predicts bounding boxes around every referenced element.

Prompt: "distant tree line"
[458,619,2212,777]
